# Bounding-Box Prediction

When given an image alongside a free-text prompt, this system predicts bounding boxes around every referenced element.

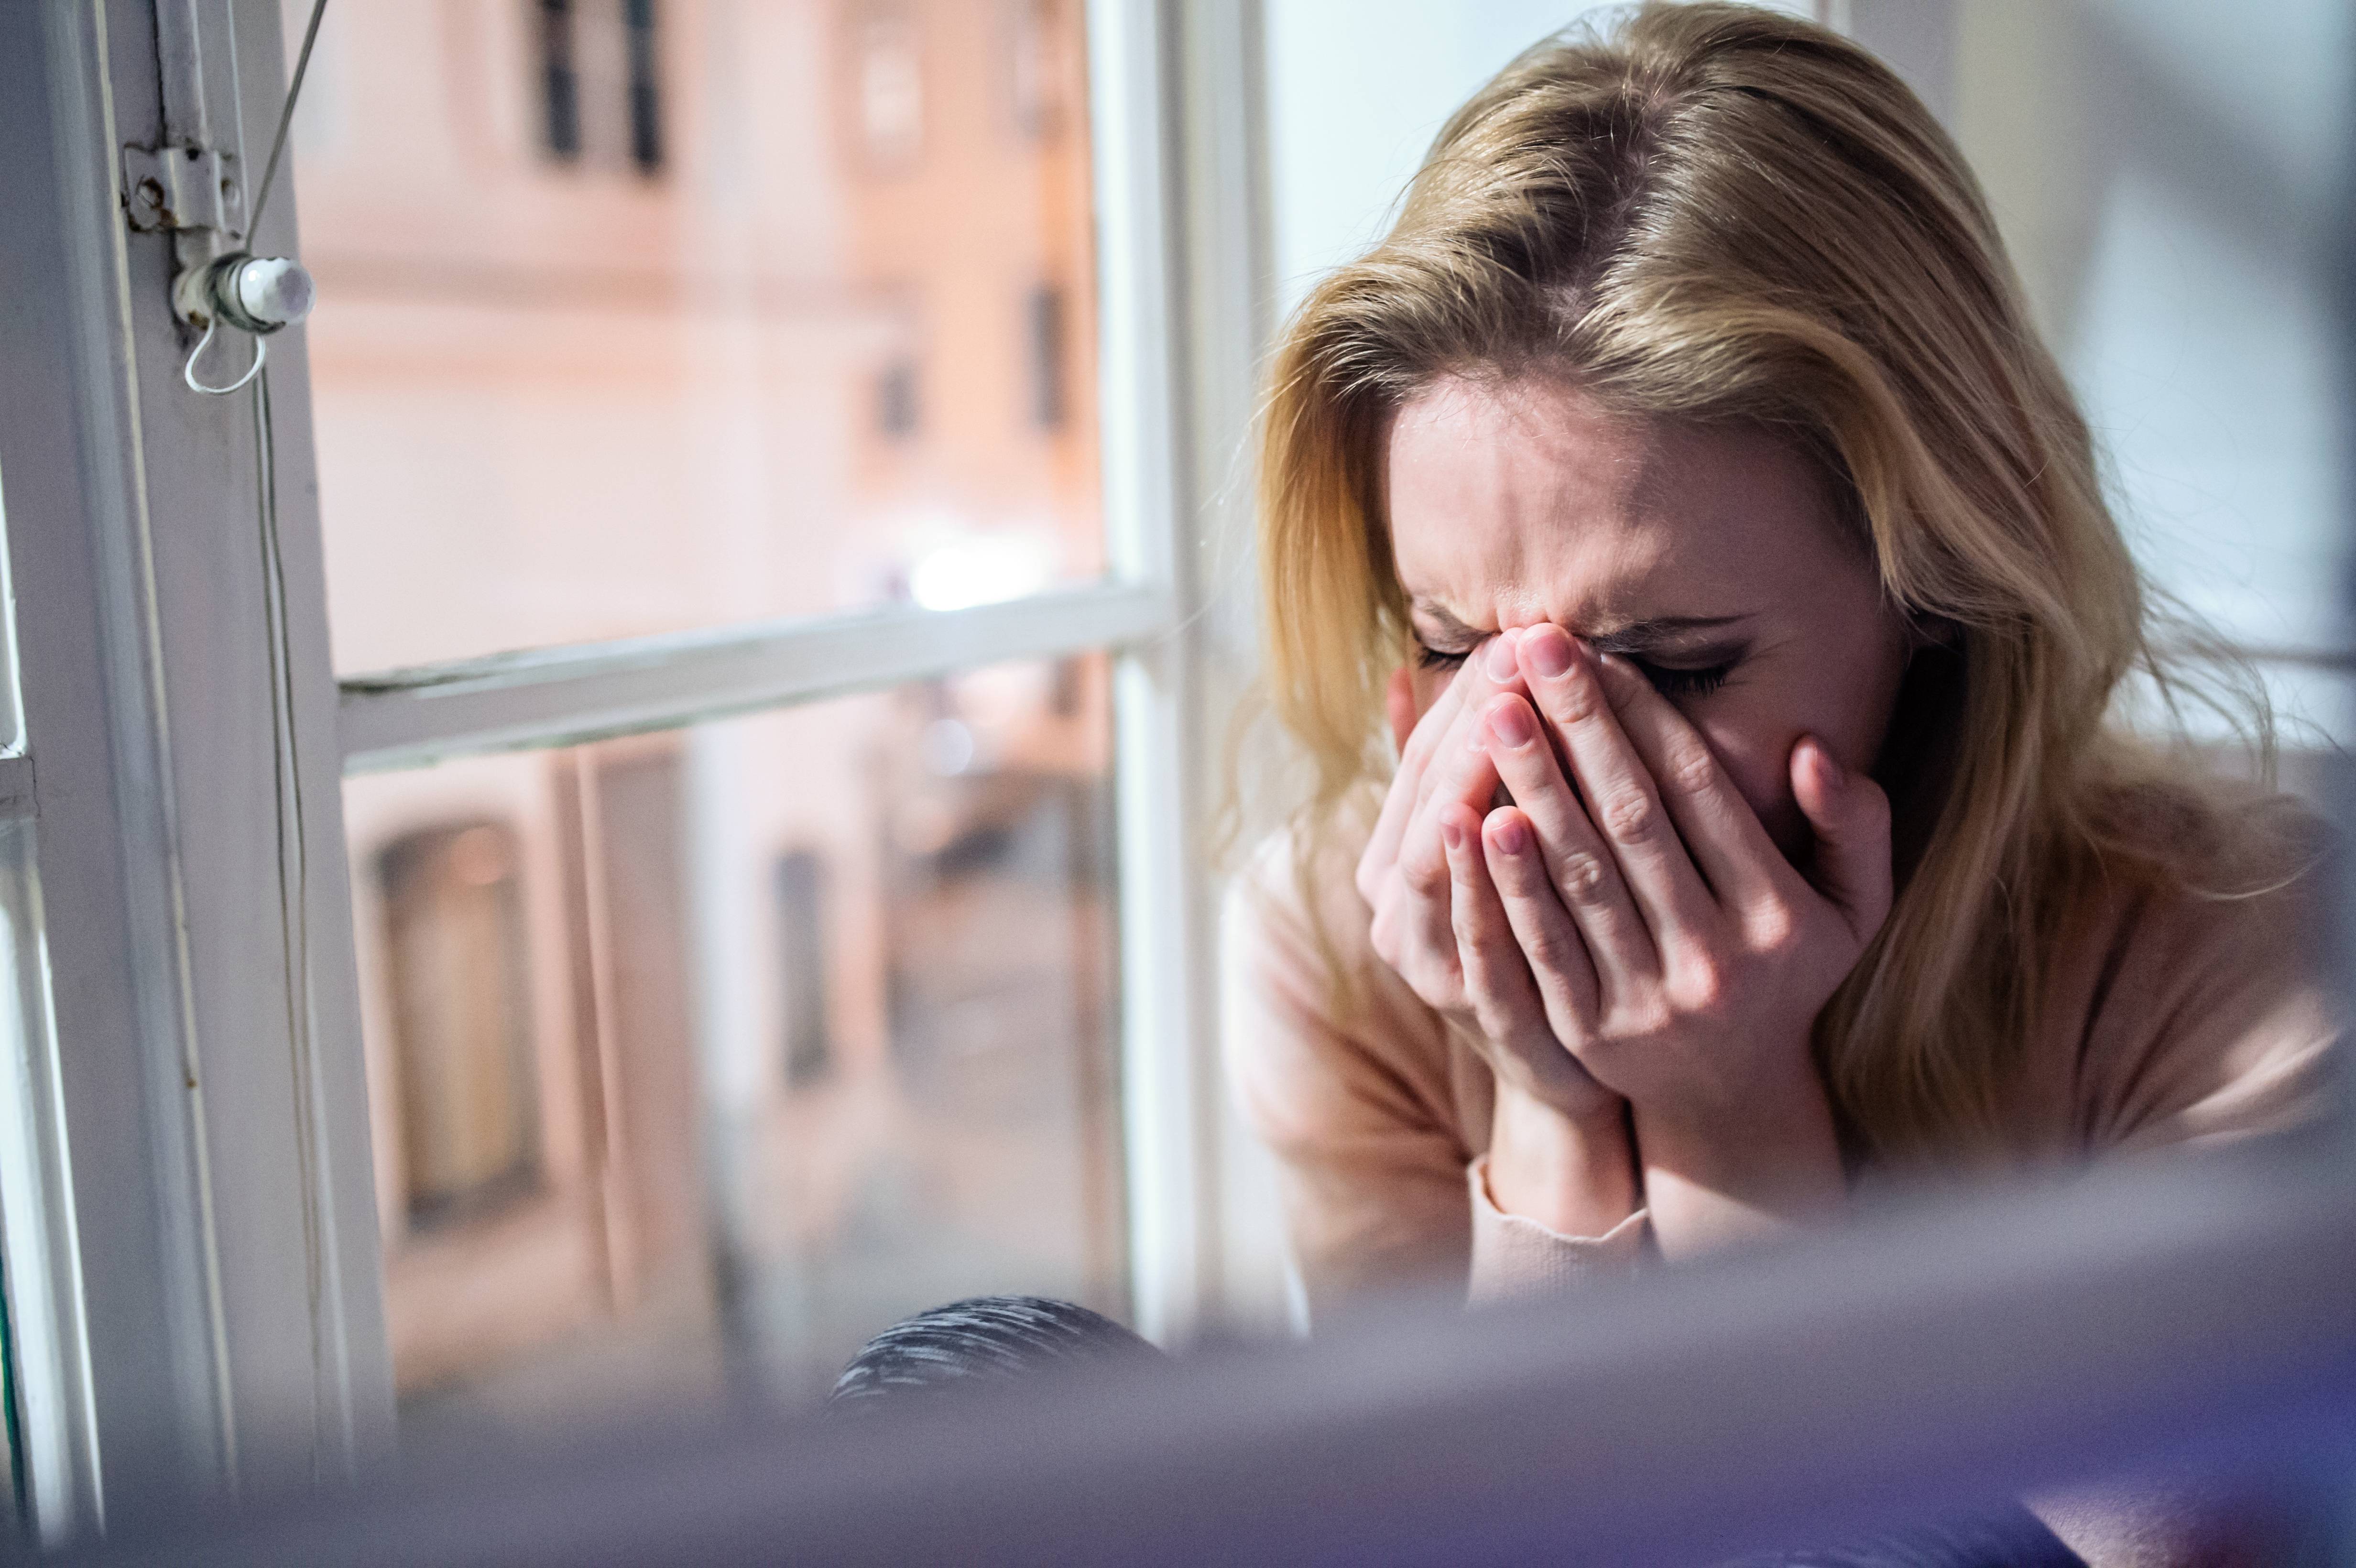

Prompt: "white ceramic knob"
[232,256,316,328]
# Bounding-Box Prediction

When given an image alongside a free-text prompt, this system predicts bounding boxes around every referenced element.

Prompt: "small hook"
[182,315,267,396]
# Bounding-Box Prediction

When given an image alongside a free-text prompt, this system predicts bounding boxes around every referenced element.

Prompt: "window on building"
[775,849,832,1087]
[1029,284,1067,431]
[858,14,925,167]
[1011,0,1073,141]
[537,0,582,161]
[379,820,541,1229]
[878,353,920,439]
[536,0,664,175]
[624,0,663,174]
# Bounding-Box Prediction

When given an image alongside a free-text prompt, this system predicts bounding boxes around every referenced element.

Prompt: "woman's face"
[1385,375,1915,860]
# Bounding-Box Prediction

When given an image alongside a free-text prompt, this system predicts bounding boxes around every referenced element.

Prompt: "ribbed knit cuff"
[1466,1155,1649,1308]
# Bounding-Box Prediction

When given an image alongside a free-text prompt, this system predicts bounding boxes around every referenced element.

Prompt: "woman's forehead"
[1386,376,1839,625]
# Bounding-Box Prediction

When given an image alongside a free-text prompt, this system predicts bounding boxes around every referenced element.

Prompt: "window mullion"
[338,583,1174,774]
[1092,0,1276,1345]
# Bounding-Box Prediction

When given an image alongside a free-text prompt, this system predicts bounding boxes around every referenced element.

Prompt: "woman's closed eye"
[1629,657,1734,700]
[1414,640,1472,673]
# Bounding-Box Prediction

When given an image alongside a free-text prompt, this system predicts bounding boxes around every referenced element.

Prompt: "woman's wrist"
[1632,1075,1845,1259]
[1484,1081,1640,1239]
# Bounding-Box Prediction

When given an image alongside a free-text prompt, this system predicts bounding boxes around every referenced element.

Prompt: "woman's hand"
[1471,623,1893,1256]
[1356,637,1638,1239]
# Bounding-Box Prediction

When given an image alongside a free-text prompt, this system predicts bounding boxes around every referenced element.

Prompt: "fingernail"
[1487,697,1534,747]
[1807,739,1845,786]
[1524,625,1574,679]
[1441,817,1464,853]
[1483,637,1518,681]
[1490,813,1529,856]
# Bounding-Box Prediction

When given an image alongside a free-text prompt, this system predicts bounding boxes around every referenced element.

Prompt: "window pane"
[288,0,1103,675]
[1950,0,2356,756]
[0,818,84,1542]
[338,655,1122,1437]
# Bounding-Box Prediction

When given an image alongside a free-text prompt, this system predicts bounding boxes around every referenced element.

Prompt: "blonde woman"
[1226,4,2337,1552]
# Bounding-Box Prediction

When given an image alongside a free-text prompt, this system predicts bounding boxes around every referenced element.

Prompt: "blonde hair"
[1257,1,2285,1163]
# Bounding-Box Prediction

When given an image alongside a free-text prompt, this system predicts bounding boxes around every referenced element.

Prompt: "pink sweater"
[1223,798,2338,1562]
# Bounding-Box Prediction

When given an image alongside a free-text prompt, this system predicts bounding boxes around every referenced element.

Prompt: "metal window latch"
[123,143,312,333]
[122,142,245,239]
[124,140,315,341]
[130,0,317,391]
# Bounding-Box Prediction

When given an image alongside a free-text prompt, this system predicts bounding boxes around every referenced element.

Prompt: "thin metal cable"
[251,369,326,1478]
[184,0,327,397]
[247,0,329,241]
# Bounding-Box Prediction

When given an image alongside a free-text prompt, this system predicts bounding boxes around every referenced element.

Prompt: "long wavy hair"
[1256,1,2284,1164]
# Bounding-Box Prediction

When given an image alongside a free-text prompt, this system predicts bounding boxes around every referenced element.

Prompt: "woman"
[1225,4,2336,1548]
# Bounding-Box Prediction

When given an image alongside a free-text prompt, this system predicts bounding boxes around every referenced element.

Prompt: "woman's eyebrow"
[1406,605,1753,651]
[1581,615,1751,653]
[1407,600,1485,642]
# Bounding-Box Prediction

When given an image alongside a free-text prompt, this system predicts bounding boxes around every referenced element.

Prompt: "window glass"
[339,655,1123,1436]
[1952,0,2355,759]
[0,820,71,1535]
[287,0,1102,675]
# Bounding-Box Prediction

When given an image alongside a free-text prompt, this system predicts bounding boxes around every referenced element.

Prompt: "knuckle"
[1664,742,1719,798]
[1623,993,1678,1036]
[1521,924,1579,979]
[1553,850,1609,902]
[1675,961,1726,1014]
[1407,953,1461,1007]
[1451,900,1486,948]
[1748,903,1799,955]
[1597,786,1659,844]
[1546,680,1606,731]
[1447,745,1495,791]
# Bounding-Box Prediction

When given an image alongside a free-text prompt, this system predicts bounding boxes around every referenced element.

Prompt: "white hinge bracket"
[122,143,245,239]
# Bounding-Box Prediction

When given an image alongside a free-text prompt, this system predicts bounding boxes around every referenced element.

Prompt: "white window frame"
[9,3,2355,1561]
[0,0,1266,1541]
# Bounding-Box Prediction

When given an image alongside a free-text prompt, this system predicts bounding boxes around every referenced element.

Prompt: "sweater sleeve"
[1221,830,1478,1318]
[1222,825,1655,1317]
[1465,1157,1649,1307]
[2072,822,2341,1155]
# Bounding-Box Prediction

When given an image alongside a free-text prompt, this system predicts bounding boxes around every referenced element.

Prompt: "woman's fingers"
[1391,716,1506,989]
[1513,626,1717,941]
[1357,638,1516,907]
[1443,801,1546,1039]
[1358,661,1467,905]
[1790,736,1893,939]
[1584,650,1786,918]
[1449,801,1607,1112]
[1480,805,1601,1043]
[1478,691,1658,995]
[1414,635,1528,817]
